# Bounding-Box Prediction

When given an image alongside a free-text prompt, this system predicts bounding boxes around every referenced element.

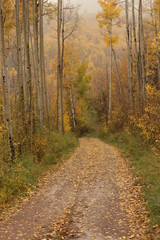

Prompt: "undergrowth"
[0,132,79,212]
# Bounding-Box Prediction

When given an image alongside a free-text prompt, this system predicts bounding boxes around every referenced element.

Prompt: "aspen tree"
[59,1,78,133]
[109,18,112,120]
[97,0,121,120]
[125,0,133,108]
[32,0,43,125]
[57,0,61,132]
[30,30,38,115]
[15,0,24,115]
[41,0,49,127]
[0,0,15,161]
[132,0,141,111]
[22,0,32,112]
[39,0,45,126]
[70,82,76,128]
[139,0,146,103]
[60,0,64,133]
[56,0,78,133]
[159,0,160,30]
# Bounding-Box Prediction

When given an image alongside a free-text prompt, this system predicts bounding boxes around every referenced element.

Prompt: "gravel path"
[0,138,148,240]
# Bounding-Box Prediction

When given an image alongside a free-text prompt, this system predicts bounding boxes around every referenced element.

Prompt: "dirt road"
[0,138,147,240]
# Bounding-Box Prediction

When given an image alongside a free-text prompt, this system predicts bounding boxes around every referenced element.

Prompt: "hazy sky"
[75,0,100,12]
[51,0,100,13]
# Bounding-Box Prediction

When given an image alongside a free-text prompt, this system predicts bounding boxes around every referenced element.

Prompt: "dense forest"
[1,0,160,238]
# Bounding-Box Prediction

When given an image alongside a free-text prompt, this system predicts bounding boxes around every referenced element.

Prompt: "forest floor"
[0,138,149,240]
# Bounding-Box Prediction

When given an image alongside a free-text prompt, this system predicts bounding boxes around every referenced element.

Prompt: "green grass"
[0,132,79,212]
[100,131,160,230]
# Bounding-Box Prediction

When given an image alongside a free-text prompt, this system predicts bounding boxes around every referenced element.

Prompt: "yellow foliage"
[138,85,160,144]
[104,34,119,47]
[103,125,108,134]
[97,0,121,31]
[64,112,71,133]
[32,135,47,161]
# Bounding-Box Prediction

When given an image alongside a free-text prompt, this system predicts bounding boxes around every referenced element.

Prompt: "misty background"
[51,0,100,13]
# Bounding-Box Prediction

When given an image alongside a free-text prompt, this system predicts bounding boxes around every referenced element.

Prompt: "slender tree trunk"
[23,0,33,154]
[57,0,61,132]
[141,4,146,103]
[138,1,142,110]
[43,55,50,128]
[125,0,132,108]
[16,0,25,154]
[39,0,46,126]
[60,3,64,133]
[0,0,15,161]
[32,0,43,125]
[41,1,49,127]
[70,82,76,129]
[35,0,39,52]
[139,0,145,104]
[159,0,160,85]
[130,23,136,112]
[105,64,109,124]
[132,0,141,112]
[16,0,24,115]
[108,19,112,120]
[100,73,103,109]
[30,30,37,114]
[159,0,160,30]
[23,0,28,111]
[23,0,32,112]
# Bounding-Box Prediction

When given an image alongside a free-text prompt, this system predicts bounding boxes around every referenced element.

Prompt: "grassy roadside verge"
[0,132,79,213]
[99,131,160,239]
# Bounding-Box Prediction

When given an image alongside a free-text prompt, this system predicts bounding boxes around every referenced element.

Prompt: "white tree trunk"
[60,3,64,133]
[132,0,141,111]
[16,0,24,114]
[108,19,112,121]
[40,0,49,127]
[32,0,43,125]
[125,0,132,108]
[0,0,15,161]
[57,0,61,132]
[70,83,76,129]
[139,0,145,104]
[23,0,32,112]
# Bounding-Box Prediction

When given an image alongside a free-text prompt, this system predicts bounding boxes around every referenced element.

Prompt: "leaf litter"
[0,138,149,239]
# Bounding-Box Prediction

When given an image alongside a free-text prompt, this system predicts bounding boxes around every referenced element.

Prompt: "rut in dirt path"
[0,138,147,240]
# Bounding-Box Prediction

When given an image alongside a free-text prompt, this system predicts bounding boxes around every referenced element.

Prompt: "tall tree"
[97,0,121,120]
[125,0,133,108]
[15,0,24,115]
[41,0,49,127]
[132,0,141,111]
[39,0,45,126]
[23,0,32,112]
[56,0,78,133]
[0,0,15,161]
[57,0,61,131]
[138,0,146,105]
[32,0,43,125]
